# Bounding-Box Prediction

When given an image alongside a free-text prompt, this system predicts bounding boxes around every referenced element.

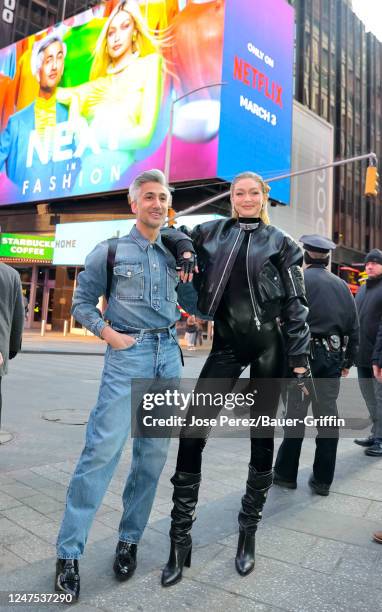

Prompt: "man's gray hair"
[129,169,171,203]
[31,33,67,77]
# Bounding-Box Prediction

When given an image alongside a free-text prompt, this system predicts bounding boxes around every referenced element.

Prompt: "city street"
[1,337,382,611]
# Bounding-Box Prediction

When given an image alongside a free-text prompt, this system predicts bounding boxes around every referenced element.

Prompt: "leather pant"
[176,321,285,474]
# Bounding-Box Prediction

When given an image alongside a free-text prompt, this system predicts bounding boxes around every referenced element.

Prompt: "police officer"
[274,235,359,495]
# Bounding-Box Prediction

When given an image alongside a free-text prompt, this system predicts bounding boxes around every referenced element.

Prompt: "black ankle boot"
[113,541,137,581]
[161,471,201,587]
[55,558,80,602]
[235,466,273,576]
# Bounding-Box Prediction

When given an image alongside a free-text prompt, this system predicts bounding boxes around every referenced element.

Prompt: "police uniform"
[274,234,359,495]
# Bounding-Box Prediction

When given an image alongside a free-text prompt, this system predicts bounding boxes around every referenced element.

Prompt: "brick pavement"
[0,338,381,611]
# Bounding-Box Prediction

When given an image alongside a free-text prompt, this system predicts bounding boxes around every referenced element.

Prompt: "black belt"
[119,323,176,335]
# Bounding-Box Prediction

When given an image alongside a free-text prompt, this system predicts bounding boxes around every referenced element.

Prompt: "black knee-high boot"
[235,465,273,576]
[161,471,201,587]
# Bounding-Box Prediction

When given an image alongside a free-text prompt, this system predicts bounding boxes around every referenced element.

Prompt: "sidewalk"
[21,329,212,355]
[0,345,381,611]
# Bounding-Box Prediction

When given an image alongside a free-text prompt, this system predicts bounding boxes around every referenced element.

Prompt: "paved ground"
[0,333,382,611]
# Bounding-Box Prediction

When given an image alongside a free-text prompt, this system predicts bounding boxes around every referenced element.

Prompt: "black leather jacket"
[162,219,310,366]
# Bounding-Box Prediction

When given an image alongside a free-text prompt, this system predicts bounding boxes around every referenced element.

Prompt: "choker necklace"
[238,217,260,230]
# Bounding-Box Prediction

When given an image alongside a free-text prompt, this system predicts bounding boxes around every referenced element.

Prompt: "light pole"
[171,151,379,221]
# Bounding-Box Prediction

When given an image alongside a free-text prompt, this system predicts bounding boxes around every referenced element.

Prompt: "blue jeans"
[56,329,182,559]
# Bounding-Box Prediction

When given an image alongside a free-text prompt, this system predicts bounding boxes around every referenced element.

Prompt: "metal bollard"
[63,320,68,336]
[40,320,46,337]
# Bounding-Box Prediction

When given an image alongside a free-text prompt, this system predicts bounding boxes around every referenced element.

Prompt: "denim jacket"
[72,225,180,337]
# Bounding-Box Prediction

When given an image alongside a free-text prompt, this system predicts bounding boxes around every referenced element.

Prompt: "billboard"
[53,214,223,265]
[218,0,294,204]
[0,0,294,206]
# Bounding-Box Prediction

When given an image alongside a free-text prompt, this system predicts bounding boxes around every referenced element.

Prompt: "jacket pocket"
[166,266,178,303]
[258,262,285,304]
[114,263,144,301]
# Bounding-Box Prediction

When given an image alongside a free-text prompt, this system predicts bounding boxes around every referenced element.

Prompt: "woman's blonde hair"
[90,0,159,80]
[230,171,270,225]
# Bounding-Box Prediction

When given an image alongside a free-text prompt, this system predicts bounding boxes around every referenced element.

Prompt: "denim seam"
[119,437,142,540]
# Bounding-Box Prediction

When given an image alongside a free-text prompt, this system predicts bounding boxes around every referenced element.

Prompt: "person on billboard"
[160,171,310,586]
[56,0,164,182]
[0,32,78,197]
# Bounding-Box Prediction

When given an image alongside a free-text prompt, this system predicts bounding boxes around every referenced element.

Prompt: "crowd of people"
[1,167,382,603]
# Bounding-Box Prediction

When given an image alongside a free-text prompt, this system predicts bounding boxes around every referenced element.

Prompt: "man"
[274,235,359,496]
[55,169,196,602]
[0,263,24,421]
[369,320,382,543]
[354,248,382,456]
[0,32,75,194]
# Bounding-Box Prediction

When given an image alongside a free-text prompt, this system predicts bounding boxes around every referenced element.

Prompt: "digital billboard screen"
[0,0,294,206]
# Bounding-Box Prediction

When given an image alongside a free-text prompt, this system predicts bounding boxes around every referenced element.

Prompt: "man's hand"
[101,326,136,350]
[177,251,199,283]
[373,364,382,383]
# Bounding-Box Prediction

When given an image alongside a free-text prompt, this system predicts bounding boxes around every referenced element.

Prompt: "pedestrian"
[274,235,359,496]
[196,318,204,346]
[353,249,382,456]
[54,169,196,602]
[161,171,310,586]
[185,314,197,349]
[0,263,24,425]
[369,331,382,544]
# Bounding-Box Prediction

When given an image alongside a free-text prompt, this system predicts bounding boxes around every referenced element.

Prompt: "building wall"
[290,0,381,264]
[269,101,334,241]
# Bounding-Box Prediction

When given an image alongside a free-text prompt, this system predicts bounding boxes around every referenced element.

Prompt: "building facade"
[289,0,382,265]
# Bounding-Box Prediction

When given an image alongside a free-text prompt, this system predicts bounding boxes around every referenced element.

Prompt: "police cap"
[299,234,337,254]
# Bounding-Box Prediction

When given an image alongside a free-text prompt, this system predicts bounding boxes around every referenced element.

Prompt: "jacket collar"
[129,224,167,253]
[366,274,382,288]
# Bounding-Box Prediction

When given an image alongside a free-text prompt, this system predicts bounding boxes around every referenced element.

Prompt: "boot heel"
[184,547,192,568]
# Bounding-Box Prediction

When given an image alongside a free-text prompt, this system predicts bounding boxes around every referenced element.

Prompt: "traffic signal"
[167,207,177,227]
[365,165,379,197]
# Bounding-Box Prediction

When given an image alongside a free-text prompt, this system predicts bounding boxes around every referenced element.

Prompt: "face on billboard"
[107,9,136,62]
[38,41,65,94]
[0,0,294,206]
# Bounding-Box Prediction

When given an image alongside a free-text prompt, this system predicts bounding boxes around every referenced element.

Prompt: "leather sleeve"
[275,236,310,367]
[160,227,195,258]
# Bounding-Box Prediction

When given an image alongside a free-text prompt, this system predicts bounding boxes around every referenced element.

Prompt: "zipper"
[287,267,298,296]
[207,229,243,315]
[246,233,261,330]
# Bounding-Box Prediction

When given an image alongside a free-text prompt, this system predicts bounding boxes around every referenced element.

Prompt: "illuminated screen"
[218,0,294,204]
[0,0,293,206]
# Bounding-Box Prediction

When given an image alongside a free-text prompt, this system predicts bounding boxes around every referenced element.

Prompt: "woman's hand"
[177,251,199,283]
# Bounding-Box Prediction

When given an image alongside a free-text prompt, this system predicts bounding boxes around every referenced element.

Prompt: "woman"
[57,0,163,174]
[161,171,310,586]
